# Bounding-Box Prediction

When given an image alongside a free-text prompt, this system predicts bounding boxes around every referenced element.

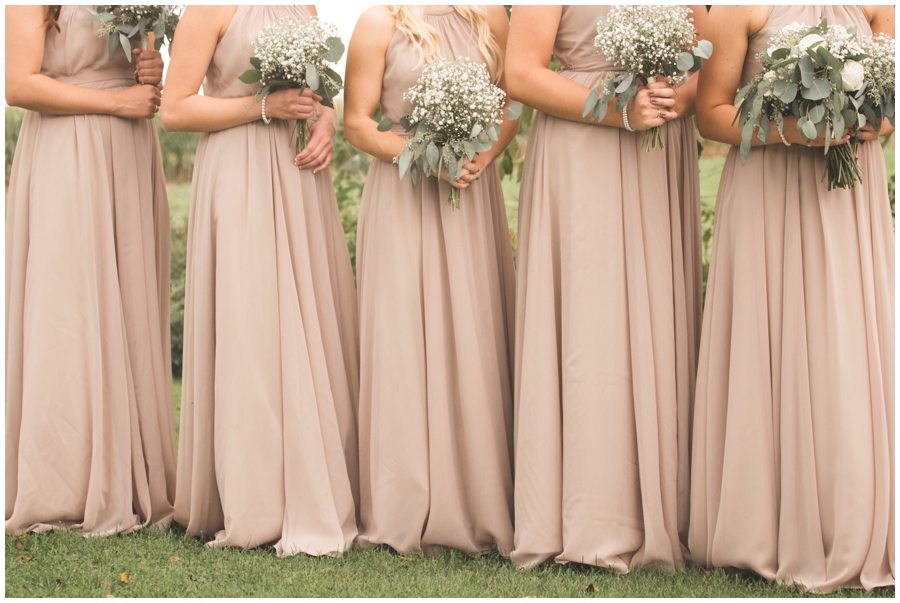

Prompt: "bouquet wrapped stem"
[86,5,181,61]
[582,6,712,151]
[239,17,345,153]
[378,57,510,209]
[734,15,894,190]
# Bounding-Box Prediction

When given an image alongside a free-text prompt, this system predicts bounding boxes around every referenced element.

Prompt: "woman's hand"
[133,49,164,86]
[265,87,322,121]
[294,113,335,173]
[857,119,894,141]
[627,79,675,131]
[114,83,162,119]
[438,164,475,190]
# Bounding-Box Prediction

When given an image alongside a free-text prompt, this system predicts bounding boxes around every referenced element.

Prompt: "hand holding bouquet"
[87,5,181,60]
[735,15,895,190]
[378,57,507,209]
[582,5,712,150]
[239,17,344,152]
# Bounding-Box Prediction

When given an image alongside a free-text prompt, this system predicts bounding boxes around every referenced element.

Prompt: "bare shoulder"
[707,5,769,37]
[356,5,396,31]
[862,5,894,36]
[485,5,509,25]
[305,5,317,17]
[349,5,396,52]
[180,5,235,38]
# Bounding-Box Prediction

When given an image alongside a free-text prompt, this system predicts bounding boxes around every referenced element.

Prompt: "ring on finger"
[657,109,662,119]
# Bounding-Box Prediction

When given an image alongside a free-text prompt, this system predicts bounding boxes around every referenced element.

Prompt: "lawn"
[6,152,896,598]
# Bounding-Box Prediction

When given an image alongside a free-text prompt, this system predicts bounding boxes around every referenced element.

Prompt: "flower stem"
[824,138,862,190]
[296,119,308,154]
[643,126,664,151]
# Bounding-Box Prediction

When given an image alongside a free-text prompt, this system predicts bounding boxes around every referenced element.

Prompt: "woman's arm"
[858,5,895,140]
[160,5,321,133]
[343,6,409,163]
[696,5,852,147]
[6,5,161,118]
[504,6,673,131]
[667,5,708,120]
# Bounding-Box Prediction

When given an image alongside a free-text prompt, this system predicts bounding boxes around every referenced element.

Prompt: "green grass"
[6,529,895,598]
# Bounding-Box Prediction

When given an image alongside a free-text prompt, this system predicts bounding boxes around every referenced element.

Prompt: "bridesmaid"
[6,6,175,534]
[689,5,894,592]
[506,6,706,571]
[160,5,360,556]
[344,5,519,555]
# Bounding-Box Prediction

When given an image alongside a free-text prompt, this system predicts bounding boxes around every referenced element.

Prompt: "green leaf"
[108,30,119,60]
[400,116,413,131]
[486,123,499,141]
[323,66,343,87]
[238,69,262,84]
[740,121,754,164]
[249,56,262,70]
[582,87,600,118]
[770,47,790,60]
[695,39,713,60]
[758,116,771,144]
[615,73,634,94]
[376,117,393,132]
[305,64,320,91]
[734,82,753,107]
[470,123,482,138]
[801,78,830,101]
[676,52,694,72]
[823,121,831,153]
[798,56,815,87]
[808,104,825,122]
[323,36,345,63]
[507,102,523,120]
[426,142,439,172]
[802,117,818,139]
[119,33,132,62]
[398,147,413,180]
[832,109,845,137]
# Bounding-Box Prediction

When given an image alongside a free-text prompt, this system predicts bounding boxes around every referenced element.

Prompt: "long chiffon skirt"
[689,143,894,592]
[174,118,360,557]
[356,160,516,555]
[512,107,702,571]
[6,110,176,535]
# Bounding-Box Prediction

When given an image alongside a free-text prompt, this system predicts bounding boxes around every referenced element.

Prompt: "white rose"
[797,33,826,53]
[840,60,865,91]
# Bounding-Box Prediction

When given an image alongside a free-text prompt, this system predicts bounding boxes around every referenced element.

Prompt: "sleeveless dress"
[511,5,702,571]
[356,8,516,555]
[173,6,360,557]
[6,6,176,535]
[688,5,894,592]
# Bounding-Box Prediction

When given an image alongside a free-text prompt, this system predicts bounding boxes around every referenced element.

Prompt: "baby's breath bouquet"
[86,5,181,61]
[735,15,894,190]
[582,5,712,150]
[238,17,344,152]
[378,57,507,209]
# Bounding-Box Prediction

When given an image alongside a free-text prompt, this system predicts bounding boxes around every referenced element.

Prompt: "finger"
[298,146,330,169]
[312,150,334,174]
[649,97,676,108]
[295,139,326,166]
[647,87,675,97]
[647,80,672,90]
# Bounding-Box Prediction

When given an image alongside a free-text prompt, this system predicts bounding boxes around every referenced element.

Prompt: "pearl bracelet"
[778,126,791,146]
[622,102,635,132]
[261,95,271,125]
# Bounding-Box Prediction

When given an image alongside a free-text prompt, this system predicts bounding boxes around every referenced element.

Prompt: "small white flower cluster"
[403,57,506,143]
[253,17,338,90]
[594,5,697,82]
[858,33,895,105]
[95,5,181,39]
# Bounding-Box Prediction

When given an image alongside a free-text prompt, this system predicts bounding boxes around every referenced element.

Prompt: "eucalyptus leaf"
[798,56,815,87]
[802,118,818,140]
[832,110,844,137]
[695,39,713,60]
[470,123,483,138]
[770,47,790,60]
[615,73,634,94]
[323,67,343,86]
[323,36,345,63]
[808,104,825,122]
[305,64,320,91]
[583,87,600,118]
[676,52,694,72]
[592,95,609,123]
[740,121,754,165]
[398,148,413,180]
[507,102,523,120]
[758,116,771,144]
[120,33,132,62]
[486,123,499,141]
[781,83,798,104]
[108,30,119,60]
[823,122,831,153]
[801,78,830,101]
[426,142,439,171]
[249,56,262,70]
[377,117,393,132]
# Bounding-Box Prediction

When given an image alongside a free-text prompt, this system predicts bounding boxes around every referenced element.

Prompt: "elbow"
[159,103,180,132]
[5,80,23,108]
[695,107,715,141]
[504,64,525,101]
[343,116,363,149]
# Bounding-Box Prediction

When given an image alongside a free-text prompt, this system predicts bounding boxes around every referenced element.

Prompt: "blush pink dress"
[355,8,516,555]
[689,5,894,592]
[6,6,176,535]
[173,5,360,557]
[511,5,702,572]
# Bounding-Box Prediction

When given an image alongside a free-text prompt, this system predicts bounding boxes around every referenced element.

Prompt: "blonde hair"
[387,5,504,84]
